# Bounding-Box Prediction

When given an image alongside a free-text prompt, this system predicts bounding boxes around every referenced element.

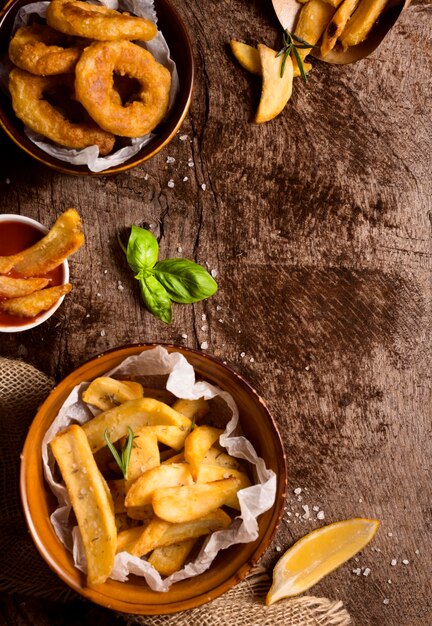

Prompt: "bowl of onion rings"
[0,0,194,175]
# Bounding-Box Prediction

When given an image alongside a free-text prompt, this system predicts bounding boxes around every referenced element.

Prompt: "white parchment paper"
[7,0,179,173]
[42,346,277,591]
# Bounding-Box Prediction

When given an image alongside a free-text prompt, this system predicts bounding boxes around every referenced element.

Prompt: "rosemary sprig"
[104,426,134,479]
[276,31,317,83]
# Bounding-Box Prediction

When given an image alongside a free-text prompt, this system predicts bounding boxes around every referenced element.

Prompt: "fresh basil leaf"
[139,273,172,324]
[126,226,159,273]
[153,259,218,304]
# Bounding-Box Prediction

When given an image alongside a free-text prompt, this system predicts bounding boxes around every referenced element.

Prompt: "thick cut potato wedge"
[203,446,242,470]
[82,398,192,453]
[321,0,361,56]
[196,465,251,509]
[152,478,241,523]
[126,428,160,488]
[13,209,84,276]
[292,0,335,72]
[49,424,117,586]
[107,478,126,514]
[172,397,209,421]
[117,526,146,554]
[150,425,190,450]
[148,539,197,576]
[130,509,232,557]
[340,0,389,48]
[184,425,223,479]
[255,44,294,124]
[0,253,23,274]
[0,276,49,298]
[125,463,193,508]
[82,377,144,411]
[126,504,154,521]
[0,284,71,317]
[230,40,261,75]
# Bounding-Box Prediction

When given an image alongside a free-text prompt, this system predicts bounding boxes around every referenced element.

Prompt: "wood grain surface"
[0,0,431,624]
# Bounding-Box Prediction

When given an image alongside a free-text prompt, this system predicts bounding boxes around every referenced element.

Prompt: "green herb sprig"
[104,426,134,479]
[119,226,218,324]
[276,31,316,83]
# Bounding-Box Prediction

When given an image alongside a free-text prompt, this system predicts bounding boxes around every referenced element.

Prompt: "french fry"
[172,397,209,421]
[255,44,294,124]
[0,253,23,274]
[125,464,193,508]
[117,526,146,554]
[49,425,117,586]
[184,425,223,479]
[196,465,251,509]
[203,446,242,470]
[0,276,49,298]
[148,539,197,576]
[107,479,126,514]
[130,509,232,557]
[126,428,160,489]
[321,0,361,56]
[340,0,389,48]
[150,425,190,450]
[291,0,335,73]
[0,284,72,317]
[82,377,144,411]
[231,40,312,79]
[152,478,241,523]
[13,209,84,276]
[82,398,192,453]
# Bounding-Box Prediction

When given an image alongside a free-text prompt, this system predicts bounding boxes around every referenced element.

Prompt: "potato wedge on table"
[130,509,232,557]
[340,0,389,48]
[13,209,84,276]
[153,478,241,523]
[0,284,71,317]
[196,465,251,509]
[82,398,192,453]
[255,44,294,124]
[125,463,193,508]
[231,40,312,79]
[49,424,117,586]
[148,539,197,576]
[0,276,49,298]
[184,425,223,479]
[82,377,144,411]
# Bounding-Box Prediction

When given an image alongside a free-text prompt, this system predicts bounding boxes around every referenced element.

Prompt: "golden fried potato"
[172,397,209,421]
[117,526,146,554]
[255,44,293,124]
[0,284,71,317]
[291,0,335,73]
[161,452,184,465]
[130,509,232,557]
[126,427,160,488]
[107,478,126,514]
[0,253,23,274]
[196,465,251,510]
[50,425,117,586]
[184,426,223,480]
[13,209,84,276]
[0,276,49,298]
[125,463,193,508]
[340,0,389,48]
[150,425,190,450]
[203,446,243,470]
[125,504,154,521]
[152,478,241,523]
[82,377,144,411]
[230,40,261,75]
[321,0,361,56]
[148,539,197,576]
[82,398,192,453]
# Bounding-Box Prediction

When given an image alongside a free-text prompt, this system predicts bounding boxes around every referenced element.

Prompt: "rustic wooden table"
[0,0,431,624]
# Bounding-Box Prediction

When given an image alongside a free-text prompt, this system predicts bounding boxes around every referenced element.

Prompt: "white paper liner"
[3,0,180,173]
[42,346,277,592]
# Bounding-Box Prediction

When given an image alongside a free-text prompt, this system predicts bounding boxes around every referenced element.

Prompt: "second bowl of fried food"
[0,0,194,175]
[20,344,287,614]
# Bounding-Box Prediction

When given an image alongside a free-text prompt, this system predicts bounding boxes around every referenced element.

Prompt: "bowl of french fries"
[20,344,286,614]
[0,209,83,331]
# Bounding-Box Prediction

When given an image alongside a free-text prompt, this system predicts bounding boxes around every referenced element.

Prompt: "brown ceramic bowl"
[20,344,287,614]
[0,0,194,176]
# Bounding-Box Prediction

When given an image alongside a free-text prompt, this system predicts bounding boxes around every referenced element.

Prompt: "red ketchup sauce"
[0,220,64,328]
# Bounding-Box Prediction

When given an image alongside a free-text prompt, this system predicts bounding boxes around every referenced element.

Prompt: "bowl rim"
[20,342,287,614]
[0,0,195,176]
[0,213,69,333]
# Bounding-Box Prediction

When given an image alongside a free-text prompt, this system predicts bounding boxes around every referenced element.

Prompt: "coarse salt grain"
[317,511,325,520]
[201,313,207,321]
[352,568,361,576]
[96,292,101,297]
[144,173,149,180]
[201,325,208,332]
[390,559,397,566]
[250,357,255,362]
[100,330,106,337]
[415,549,420,555]
[402,559,409,565]
[218,319,224,323]
[167,179,175,188]
[388,532,393,537]
[201,183,207,191]
[363,568,371,577]
[240,352,245,358]
[275,546,281,552]
[313,505,319,512]
[200,341,208,350]
[211,269,217,278]
[117,281,124,291]
[166,156,175,164]
[183,176,189,182]
[293,487,302,495]
[179,134,188,141]
[188,160,194,167]
[302,505,310,520]
[216,305,222,311]
[383,599,390,605]
[181,333,188,339]
[178,246,183,253]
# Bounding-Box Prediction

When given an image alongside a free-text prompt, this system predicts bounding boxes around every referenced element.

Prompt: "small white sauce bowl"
[0,213,69,333]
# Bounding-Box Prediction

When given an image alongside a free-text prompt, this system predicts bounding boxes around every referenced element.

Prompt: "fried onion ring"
[9,24,82,76]
[46,0,157,41]
[75,41,171,137]
[9,68,115,155]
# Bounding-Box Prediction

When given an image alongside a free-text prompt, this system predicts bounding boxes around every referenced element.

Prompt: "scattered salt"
[96,292,101,297]
[144,173,149,180]
[201,313,207,321]
[85,314,90,318]
[390,559,397,566]
[415,549,420,555]
[388,532,393,537]
[117,281,124,291]
[178,246,183,253]
[211,269,218,278]
[167,179,175,188]
[363,568,371,577]
[317,511,325,520]
[240,352,246,358]
[200,341,208,350]
[201,325,208,332]
[218,319,224,324]
[100,330,106,337]
[275,546,281,552]
[352,568,361,576]
[179,134,188,141]
[313,505,320,512]
[103,269,108,274]
[181,333,188,339]
[183,176,189,182]
[388,580,392,584]
[188,160,194,167]
[293,488,302,495]
[166,156,175,164]
[250,357,255,363]
[383,599,390,605]
[201,183,207,191]
[402,559,409,565]
[216,305,222,311]
[302,505,310,520]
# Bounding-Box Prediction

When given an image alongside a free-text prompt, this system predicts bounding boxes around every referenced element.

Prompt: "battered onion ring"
[75,41,171,137]
[46,0,157,41]
[9,68,115,155]
[9,24,82,76]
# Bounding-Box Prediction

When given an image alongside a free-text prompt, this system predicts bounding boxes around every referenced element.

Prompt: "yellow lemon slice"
[266,517,380,605]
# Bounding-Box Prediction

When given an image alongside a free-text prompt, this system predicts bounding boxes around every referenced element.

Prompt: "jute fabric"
[0,357,352,624]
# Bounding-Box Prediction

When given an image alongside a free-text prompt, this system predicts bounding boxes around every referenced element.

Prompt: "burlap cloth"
[0,357,352,625]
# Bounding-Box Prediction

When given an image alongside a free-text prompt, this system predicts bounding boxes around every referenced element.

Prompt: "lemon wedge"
[266,518,380,605]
